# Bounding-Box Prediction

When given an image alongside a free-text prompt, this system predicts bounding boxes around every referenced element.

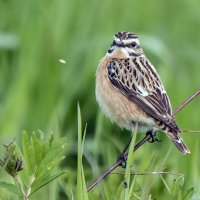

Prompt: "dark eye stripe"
[113,41,117,46]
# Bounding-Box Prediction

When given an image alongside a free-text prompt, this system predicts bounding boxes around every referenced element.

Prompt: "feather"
[107,57,180,133]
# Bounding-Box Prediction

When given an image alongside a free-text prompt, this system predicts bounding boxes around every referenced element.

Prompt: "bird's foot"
[146,130,162,143]
[116,153,127,168]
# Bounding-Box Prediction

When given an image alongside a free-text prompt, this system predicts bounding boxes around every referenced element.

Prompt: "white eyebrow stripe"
[123,39,139,45]
[113,36,140,46]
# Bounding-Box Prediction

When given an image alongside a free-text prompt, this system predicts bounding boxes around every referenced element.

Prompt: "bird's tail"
[166,132,190,154]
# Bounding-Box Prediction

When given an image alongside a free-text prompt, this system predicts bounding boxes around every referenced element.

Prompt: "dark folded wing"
[107,57,180,133]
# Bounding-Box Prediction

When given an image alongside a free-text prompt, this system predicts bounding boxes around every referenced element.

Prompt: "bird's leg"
[116,139,131,168]
[116,131,135,168]
[146,130,161,143]
[117,129,161,167]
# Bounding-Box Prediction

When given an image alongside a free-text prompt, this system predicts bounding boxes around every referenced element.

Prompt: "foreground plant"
[0,131,66,200]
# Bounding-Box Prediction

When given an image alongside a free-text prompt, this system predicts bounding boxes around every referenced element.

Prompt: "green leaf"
[0,181,18,195]
[81,166,89,200]
[35,138,66,179]
[124,124,137,200]
[183,187,194,200]
[0,130,67,199]
[22,130,66,181]
[36,155,65,180]
[76,104,89,200]
[22,131,36,174]
[31,171,67,195]
[32,131,43,165]
[77,103,83,199]
[160,175,171,194]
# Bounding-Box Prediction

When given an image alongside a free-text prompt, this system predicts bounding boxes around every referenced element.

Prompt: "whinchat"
[96,31,190,154]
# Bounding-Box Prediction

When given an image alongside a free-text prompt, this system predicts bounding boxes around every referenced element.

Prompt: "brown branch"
[87,89,200,192]
[174,89,200,115]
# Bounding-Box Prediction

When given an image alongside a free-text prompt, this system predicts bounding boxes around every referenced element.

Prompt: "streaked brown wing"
[107,58,180,133]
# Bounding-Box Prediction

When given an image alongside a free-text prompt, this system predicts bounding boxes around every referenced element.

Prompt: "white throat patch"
[106,47,130,57]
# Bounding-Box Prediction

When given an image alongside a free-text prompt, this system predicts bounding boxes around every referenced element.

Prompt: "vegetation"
[0,0,200,199]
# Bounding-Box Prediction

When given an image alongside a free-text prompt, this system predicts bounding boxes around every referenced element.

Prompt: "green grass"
[77,104,88,200]
[0,0,200,199]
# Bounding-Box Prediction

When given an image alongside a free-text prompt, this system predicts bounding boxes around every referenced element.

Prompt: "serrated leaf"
[35,141,66,179]
[32,132,43,164]
[30,171,67,195]
[22,131,36,174]
[183,187,194,200]
[36,155,65,179]
[0,130,67,199]
[0,181,18,195]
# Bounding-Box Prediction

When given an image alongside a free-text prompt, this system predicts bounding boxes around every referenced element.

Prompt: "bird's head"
[107,32,143,57]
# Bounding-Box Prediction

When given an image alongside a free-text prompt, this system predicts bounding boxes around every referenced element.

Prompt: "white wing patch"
[136,85,149,96]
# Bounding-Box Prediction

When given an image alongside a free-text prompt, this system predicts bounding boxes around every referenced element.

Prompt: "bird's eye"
[130,42,137,48]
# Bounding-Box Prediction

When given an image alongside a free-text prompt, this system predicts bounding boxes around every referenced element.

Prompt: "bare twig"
[181,130,200,133]
[174,89,200,115]
[87,89,200,192]
[110,171,184,176]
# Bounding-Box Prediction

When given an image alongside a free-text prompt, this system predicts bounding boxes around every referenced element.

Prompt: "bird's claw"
[146,130,162,143]
[117,154,127,168]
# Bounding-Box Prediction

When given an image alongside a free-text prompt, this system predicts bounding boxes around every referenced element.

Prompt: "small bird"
[95,31,190,154]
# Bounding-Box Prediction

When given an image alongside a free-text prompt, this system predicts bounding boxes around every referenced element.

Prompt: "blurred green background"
[0,0,200,199]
